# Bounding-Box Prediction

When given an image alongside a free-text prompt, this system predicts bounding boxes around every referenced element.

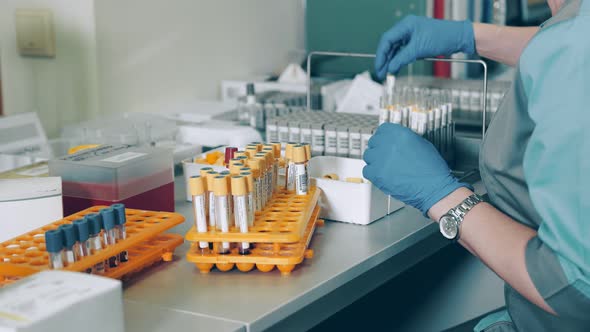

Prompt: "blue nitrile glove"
[375,15,475,80]
[363,123,471,216]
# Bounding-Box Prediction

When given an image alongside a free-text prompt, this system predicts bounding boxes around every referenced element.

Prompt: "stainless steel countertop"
[123,176,442,332]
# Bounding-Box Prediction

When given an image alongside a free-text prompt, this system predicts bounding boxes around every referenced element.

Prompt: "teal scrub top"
[477,0,590,330]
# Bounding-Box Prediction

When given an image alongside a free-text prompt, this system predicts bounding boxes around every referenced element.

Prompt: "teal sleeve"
[519,12,590,318]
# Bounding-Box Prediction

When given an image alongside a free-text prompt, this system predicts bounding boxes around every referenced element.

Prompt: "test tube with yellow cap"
[229,163,244,175]
[246,158,262,211]
[292,145,309,195]
[205,171,218,230]
[189,175,209,253]
[219,171,233,222]
[231,175,251,255]
[245,146,258,159]
[240,171,255,227]
[213,175,231,254]
[234,150,247,159]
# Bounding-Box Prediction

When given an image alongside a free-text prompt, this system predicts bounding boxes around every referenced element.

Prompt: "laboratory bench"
[123,175,453,332]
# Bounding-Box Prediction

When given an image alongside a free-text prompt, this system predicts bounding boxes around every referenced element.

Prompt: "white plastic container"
[308,156,404,225]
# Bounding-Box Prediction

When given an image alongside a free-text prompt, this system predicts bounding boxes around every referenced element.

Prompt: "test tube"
[348,127,362,159]
[278,120,289,142]
[261,148,275,196]
[72,218,90,259]
[59,224,78,266]
[266,119,278,143]
[254,154,268,207]
[234,151,247,159]
[324,125,338,156]
[100,207,119,268]
[224,147,238,167]
[311,123,325,156]
[213,176,231,254]
[288,120,301,143]
[336,126,350,158]
[360,127,373,157]
[292,145,309,195]
[240,171,255,227]
[189,175,209,253]
[86,213,106,274]
[45,229,65,269]
[229,158,244,169]
[206,171,218,230]
[284,142,297,191]
[230,163,244,175]
[231,176,250,255]
[112,203,128,263]
[245,146,258,159]
[246,158,262,211]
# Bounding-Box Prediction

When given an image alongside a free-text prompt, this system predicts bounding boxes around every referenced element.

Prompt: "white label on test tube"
[289,126,301,143]
[349,130,362,159]
[361,131,372,156]
[402,107,410,128]
[233,196,250,252]
[247,192,255,227]
[279,125,289,142]
[208,192,216,228]
[266,123,278,143]
[301,127,312,144]
[311,128,325,155]
[215,196,231,253]
[470,91,480,112]
[379,108,389,125]
[287,161,295,191]
[427,110,434,133]
[460,90,471,111]
[336,129,350,157]
[294,163,309,195]
[390,109,402,124]
[193,194,208,249]
[324,128,337,156]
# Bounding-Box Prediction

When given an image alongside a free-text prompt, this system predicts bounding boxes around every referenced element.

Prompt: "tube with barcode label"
[231,175,250,255]
[190,175,209,253]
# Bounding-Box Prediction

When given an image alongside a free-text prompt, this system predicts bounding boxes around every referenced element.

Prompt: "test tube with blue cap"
[112,204,128,263]
[45,229,65,269]
[73,218,92,273]
[86,213,106,274]
[100,207,119,268]
[59,224,78,266]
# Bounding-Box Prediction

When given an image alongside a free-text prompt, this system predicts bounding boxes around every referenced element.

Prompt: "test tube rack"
[185,186,323,275]
[0,206,185,287]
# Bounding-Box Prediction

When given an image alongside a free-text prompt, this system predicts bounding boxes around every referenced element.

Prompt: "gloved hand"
[375,15,475,80]
[363,123,471,216]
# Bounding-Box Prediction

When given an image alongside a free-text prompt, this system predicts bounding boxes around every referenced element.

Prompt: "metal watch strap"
[448,194,483,241]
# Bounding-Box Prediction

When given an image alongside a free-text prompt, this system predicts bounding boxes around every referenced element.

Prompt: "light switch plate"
[15,9,55,57]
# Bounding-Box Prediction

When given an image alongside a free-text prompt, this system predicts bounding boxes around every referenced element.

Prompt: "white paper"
[336,72,382,115]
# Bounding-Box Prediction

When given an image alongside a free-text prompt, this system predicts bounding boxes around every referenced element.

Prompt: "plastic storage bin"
[49,145,174,215]
[308,156,404,225]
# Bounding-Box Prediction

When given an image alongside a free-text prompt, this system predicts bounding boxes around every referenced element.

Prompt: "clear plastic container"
[49,145,174,215]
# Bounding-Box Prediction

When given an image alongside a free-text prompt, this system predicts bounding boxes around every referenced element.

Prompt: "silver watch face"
[439,215,458,240]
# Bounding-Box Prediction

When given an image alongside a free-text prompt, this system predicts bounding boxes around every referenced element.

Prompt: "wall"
[0,0,99,138]
[94,0,305,115]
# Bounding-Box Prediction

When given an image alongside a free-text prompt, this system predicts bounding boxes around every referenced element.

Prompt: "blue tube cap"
[72,218,89,242]
[85,213,103,235]
[45,229,64,253]
[59,224,77,249]
[112,204,126,225]
[100,207,116,230]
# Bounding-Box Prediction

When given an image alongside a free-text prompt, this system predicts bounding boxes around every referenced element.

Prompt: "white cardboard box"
[0,177,63,242]
[309,156,404,225]
[0,271,124,332]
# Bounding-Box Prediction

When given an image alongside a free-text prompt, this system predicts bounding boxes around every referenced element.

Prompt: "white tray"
[309,156,404,225]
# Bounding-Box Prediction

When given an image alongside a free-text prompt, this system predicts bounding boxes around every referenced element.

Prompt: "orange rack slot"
[185,186,320,244]
[0,206,184,285]
[186,204,323,275]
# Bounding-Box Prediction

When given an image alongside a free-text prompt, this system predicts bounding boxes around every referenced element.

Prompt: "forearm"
[429,188,556,315]
[473,23,539,66]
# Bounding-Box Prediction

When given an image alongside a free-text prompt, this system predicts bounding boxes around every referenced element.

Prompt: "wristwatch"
[439,194,483,241]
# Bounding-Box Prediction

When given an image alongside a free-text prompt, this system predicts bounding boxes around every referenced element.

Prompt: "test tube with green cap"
[86,213,106,274]
[112,204,128,263]
[45,229,64,269]
[59,224,78,266]
[100,207,119,268]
